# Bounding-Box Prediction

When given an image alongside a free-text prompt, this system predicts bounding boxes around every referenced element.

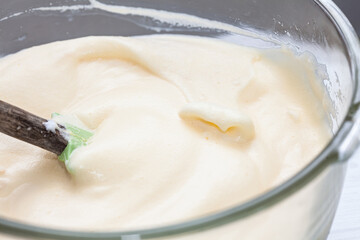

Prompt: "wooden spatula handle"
[0,100,67,155]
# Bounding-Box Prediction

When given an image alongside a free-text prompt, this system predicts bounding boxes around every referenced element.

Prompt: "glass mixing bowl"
[0,0,359,239]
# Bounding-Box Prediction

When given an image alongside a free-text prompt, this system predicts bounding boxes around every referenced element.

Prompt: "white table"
[328,148,360,240]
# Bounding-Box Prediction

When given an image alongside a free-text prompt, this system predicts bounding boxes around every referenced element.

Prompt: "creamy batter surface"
[0,35,331,230]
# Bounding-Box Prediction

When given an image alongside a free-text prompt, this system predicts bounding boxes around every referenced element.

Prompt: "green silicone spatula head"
[50,113,93,172]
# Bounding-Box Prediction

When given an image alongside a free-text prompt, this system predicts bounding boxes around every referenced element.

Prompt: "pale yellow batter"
[0,35,330,230]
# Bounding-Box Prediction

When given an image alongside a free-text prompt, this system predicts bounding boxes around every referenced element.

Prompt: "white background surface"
[328,148,360,240]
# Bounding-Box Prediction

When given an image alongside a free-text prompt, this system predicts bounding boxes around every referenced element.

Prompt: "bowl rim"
[0,0,359,239]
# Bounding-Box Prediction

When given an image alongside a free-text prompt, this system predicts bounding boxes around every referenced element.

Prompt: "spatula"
[0,100,93,171]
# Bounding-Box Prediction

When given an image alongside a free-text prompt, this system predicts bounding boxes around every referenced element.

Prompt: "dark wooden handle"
[0,100,68,155]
